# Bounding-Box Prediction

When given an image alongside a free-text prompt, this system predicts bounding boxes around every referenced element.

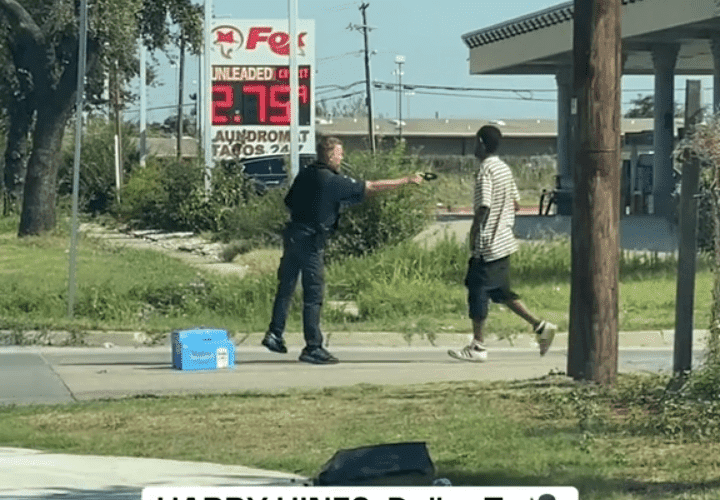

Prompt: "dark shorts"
[465,256,519,321]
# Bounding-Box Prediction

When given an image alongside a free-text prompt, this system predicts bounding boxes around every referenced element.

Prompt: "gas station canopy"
[461,0,720,76]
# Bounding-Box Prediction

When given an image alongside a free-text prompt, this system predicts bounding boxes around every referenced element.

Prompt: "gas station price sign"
[209,20,315,161]
[211,65,311,126]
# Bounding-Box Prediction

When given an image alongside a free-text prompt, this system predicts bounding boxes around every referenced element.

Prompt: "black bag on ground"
[313,441,435,486]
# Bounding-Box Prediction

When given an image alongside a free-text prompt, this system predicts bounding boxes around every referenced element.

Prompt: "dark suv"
[241,154,317,191]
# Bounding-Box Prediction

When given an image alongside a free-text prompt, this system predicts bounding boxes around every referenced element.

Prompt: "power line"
[372,81,713,95]
[374,81,557,93]
[316,80,366,94]
[317,50,365,63]
[125,103,196,115]
[317,90,366,103]
[402,89,557,103]
[376,87,689,106]
[319,2,359,13]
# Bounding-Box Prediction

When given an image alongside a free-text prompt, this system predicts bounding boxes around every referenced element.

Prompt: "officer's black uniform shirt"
[284,162,366,235]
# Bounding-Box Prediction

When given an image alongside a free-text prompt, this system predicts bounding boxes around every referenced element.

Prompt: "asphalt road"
[0,345,703,406]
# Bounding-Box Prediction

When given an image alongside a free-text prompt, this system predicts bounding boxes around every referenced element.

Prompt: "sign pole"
[203,0,213,193]
[68,0,88,318]
[674,80,703,374]
[288,0,300,179]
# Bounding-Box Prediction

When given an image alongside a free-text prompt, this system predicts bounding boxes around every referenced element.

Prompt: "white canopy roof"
[462,0,720,75]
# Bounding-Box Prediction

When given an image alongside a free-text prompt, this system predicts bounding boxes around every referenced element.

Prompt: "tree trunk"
[0,0,43,214]
[18,94,74,236]
[15,36,95,236]
[3,96,32,213]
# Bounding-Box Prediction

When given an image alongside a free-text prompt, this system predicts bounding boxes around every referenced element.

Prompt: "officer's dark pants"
[268,224,325,349]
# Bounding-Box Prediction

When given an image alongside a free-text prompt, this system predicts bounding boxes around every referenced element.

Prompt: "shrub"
[120,158,228,232]
[161,159,216,231]
[119,155,288,240]
[326,143,436,262]
[210,160,286,247]
[119,145,436,258]
[119,158,172,228]
[696,168,716,253]
[212,146,437,255]
[58,119,137,215]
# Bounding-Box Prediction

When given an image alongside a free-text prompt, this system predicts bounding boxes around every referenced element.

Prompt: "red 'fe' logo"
[245,27,307,56]
[214,26,244,59]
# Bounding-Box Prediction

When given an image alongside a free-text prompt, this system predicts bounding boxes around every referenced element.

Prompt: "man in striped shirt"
[448,125,557,362]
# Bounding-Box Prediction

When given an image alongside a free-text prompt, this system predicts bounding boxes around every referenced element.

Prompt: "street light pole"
[405,90,415,119]
[177,37,185,161]
[395,55,404,141]
[169,59,179,157]
[139,43,147,167]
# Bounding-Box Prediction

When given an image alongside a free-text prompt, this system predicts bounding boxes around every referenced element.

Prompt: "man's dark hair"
[316,136,343,163]
[477,125,502,154]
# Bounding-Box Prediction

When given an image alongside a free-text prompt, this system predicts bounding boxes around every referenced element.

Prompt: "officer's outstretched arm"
[365,174,423,196]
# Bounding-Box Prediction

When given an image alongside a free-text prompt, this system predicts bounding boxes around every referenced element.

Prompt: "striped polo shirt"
[472,155,520,262]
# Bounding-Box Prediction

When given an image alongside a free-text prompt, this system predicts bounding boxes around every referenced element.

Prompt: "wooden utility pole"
[359,3,376,154]
[567,0,621,384]
[674,80,703,373]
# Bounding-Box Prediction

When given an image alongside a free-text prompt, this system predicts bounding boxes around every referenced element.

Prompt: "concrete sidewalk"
[0,329,710,404]
[0,447,307,499]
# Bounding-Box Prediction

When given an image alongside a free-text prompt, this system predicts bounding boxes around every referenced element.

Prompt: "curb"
[0,329,710,350]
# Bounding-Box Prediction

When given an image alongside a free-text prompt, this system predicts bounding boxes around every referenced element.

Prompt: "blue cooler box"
[171,329,235,370]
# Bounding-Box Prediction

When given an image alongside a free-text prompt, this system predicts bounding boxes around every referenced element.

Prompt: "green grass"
[327,235,714,342]
[0,214,714,345]
[3,374,720,499]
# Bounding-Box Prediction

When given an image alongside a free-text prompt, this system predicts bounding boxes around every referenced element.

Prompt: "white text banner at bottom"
[142,485,579,500]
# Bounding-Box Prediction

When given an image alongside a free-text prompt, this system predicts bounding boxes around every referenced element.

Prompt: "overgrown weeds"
[487,369,720,447]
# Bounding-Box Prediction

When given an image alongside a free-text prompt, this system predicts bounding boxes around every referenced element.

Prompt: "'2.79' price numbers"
[211,66,311,127]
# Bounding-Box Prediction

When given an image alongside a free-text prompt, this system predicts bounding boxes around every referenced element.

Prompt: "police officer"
[262,136,424,364]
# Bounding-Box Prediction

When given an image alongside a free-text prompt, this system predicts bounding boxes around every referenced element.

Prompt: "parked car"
[240,154,316,192]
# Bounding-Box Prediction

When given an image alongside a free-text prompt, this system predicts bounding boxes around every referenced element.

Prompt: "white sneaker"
[535,320,557,356]
[448,344,488,362]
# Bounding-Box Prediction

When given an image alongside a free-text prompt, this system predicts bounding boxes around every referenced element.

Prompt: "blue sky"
[137,0,715,124]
